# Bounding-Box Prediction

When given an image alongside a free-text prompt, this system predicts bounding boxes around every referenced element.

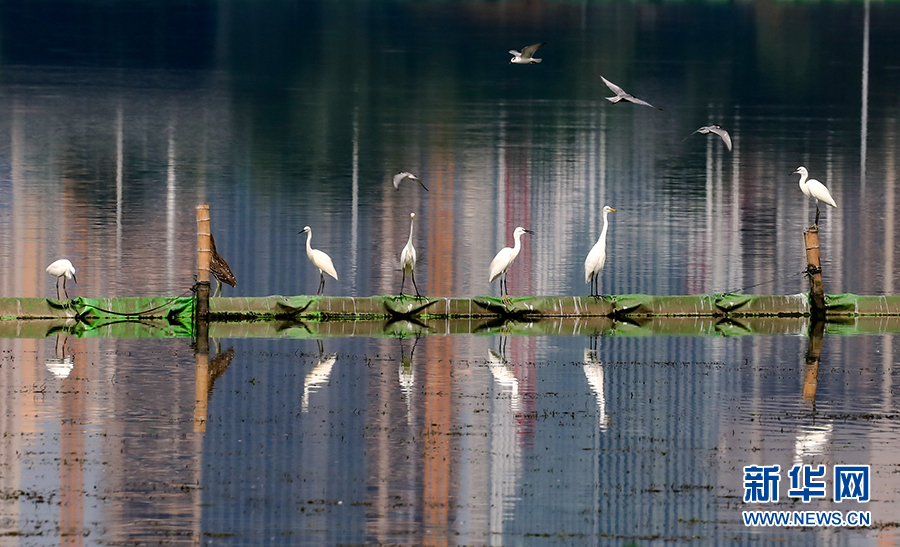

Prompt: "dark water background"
[1,1,899,545]
[0,0,898,299]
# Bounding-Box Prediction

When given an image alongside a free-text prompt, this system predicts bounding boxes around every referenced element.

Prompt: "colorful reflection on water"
[1,331,898,546]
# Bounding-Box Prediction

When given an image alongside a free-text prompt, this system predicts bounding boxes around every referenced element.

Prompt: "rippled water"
[2,332,899,545]
[1,0,900,545]
[1,1,899,300]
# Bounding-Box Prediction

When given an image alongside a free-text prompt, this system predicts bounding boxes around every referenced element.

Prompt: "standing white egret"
[584,206,617,298]
[600,75,662,110]
[687,124,732,151]
[393,172,428,192]
[489,226,534,297]
[509,42,547,64]
[399,212,421,297]
[46,259,77,300]
[793,166,837,226]
[299,226,338,295]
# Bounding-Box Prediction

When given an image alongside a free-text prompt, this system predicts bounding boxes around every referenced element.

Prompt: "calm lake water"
[1,0,900,545]
[2,330,899,545]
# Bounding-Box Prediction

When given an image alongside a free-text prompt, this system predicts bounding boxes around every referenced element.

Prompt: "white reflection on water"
[302,349,337,413]
[487,347,522,542]
[583,348,608,431]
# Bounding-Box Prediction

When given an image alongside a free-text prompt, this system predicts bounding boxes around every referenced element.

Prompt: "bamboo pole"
[803,226,825,317]
[196,204,211,318]
[194,204,211,432]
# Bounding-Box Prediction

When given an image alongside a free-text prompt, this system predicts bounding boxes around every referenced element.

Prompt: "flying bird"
[489,226,534,298]
[584,206,617,298]
[687,124,732,151]
[509,42,547,64]
[393,172,428,192]
[46,259,77,300]
[600,75,662,110]
[299,226,339,295]
[793,166,837,226]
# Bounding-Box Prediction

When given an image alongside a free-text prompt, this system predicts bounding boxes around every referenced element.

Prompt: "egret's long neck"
[407,217,415,246]
[598,211,610,244]
[305,230,313,257]
[798,171,808,190]
[512,231,523,256]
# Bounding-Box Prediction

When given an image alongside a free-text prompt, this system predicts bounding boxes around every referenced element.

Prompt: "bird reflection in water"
[793,423,833,466]
[45,333,74,379]
[583,347,609,431]
[397,335,420,425]
[488,348,521,411]
[302,340,337,413]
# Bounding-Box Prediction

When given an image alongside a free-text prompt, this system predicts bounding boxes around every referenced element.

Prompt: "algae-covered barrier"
[3,293,900,322]
[2,294,900,340]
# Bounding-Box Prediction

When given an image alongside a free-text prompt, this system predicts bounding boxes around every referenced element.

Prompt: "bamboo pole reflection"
[802,319,824,404]
[194,321,209,433]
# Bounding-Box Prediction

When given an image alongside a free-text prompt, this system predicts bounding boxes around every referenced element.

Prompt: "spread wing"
[393,172,412,189]
[624,95,662,110]
[520,42,546,59]
[600,75,625,96]
[709,126,733,151]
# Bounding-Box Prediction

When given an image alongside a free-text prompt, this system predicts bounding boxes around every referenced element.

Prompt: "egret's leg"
[62,277,69,300]
[814,204,821,226]
[55,277,62,300]
[399,271,407,296]
[411,270,421,298]
[317,272,325,295]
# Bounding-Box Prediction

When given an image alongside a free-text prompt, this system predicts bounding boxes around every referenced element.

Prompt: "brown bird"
[209,234,236,297]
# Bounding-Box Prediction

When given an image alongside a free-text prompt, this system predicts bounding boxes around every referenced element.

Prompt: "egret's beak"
[72,274,77,284]
[524,229,535,235]
[609,208,617,212]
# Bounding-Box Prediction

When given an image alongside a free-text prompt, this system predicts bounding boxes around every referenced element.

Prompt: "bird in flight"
[393,172,428,192]
[509,42,547,64]
[600,75,662,110]
[687,124,732,151]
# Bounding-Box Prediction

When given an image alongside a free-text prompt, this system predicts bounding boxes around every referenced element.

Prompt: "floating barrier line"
[716,269,808,296]
[4,293,900,323]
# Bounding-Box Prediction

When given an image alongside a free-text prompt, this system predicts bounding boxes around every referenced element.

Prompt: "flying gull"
[600,75,662,110]
[509,42,547,64]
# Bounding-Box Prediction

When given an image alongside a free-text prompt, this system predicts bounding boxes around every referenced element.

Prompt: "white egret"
[299,226,339,295]
[584,206,617,298]
[509,42,546,64]
[399,212,421,297]
[46,259,77,300]
[687,124,732,151]
[600,75,662,110]
[209,233,236,297]
[489,226,534,297]
[793,166,837,226]
[393,172,428,192]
